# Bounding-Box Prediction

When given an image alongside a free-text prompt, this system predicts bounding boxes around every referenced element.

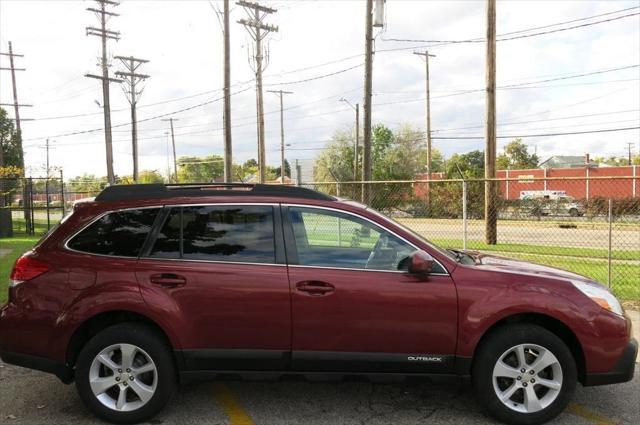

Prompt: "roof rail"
[94,183,335,202]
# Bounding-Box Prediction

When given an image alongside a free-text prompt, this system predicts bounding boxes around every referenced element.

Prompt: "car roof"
[94,183,336,203]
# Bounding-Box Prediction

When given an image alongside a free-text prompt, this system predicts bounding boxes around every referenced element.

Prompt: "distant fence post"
[60,169,66,217]
[607,198,613,289]
[462,180,468,250]
[46,177,51,230]
[28,177,35,235]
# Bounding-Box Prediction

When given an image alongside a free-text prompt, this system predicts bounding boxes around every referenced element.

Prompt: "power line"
[381,6,639,44]
[431,126,640,140]
[21,86,252,142]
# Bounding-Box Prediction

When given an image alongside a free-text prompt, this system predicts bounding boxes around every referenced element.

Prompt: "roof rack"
[94,183,336,202]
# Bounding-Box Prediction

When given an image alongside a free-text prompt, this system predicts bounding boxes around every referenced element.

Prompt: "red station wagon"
[0,184,636,425]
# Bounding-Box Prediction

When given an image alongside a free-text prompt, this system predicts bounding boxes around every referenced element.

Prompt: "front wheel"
[75,323,176,424]
[472,324,577,425]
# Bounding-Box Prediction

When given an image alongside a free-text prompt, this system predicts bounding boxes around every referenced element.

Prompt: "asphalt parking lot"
[1,361,638,425]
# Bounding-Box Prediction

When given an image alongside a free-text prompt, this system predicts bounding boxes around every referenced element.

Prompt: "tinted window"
[288,207,416,271]
[68,208,160,257]
[149,205,275,264]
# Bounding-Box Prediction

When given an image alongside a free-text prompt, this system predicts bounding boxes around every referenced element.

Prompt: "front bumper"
[583,338,638,386]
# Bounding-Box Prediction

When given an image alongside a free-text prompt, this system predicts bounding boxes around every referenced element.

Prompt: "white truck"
[519,190,585,217]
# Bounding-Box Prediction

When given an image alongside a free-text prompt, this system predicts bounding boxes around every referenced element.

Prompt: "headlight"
[571,280,623,316]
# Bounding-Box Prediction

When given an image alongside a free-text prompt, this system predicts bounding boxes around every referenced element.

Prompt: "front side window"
[288,207,416,271]
[149,205,275,264]
[67,208,160,257]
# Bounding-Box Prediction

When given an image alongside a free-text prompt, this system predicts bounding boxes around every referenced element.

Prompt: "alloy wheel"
[88,343,158,412]
[492,343,563,414]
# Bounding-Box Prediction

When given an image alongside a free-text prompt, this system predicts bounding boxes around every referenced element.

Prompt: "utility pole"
[161,118,179,182]
[485,0,497,245]
[413,51,436,194]
[223,0,233,182]
[0,41,31,171]
[45,139,51,178]
[1,41,33,233]
[627,142,634,165]
[237,0,278,183]
[115,55,149,182]
[339,98,360,183]
[268,90,293,184]
[362,0,374,204]
[85,0,122,185]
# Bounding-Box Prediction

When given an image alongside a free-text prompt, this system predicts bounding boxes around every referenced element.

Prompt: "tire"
[75,323,176,424]
[472,324,577,425]
[569,208,579,217]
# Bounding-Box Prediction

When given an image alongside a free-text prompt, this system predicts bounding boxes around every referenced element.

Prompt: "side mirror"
[408,250,435,275]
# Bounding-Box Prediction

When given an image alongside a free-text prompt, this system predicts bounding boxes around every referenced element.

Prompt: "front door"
[284,205,458,373]
[136,204,291,371]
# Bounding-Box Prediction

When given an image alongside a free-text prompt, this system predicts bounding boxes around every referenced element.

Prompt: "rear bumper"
[0,350,74,383]
[583,338,637,386]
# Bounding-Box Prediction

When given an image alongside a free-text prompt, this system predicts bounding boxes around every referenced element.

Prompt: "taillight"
[9,254,50,283]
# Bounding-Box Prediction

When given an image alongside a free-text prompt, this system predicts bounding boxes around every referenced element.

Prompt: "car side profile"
[0,183,636,425]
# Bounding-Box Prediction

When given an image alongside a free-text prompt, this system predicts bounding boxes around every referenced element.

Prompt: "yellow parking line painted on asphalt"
[566,403,617,425]
[212,382,255,425]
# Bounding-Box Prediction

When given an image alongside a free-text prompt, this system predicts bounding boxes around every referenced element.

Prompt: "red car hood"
[469,251,591,283]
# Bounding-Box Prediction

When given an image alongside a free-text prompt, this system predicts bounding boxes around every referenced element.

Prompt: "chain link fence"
[0,176,106,236]
[305,177,640,300]
[1,175,638,300]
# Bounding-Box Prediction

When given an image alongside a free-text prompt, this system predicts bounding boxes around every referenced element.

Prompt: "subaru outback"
[0,183,636,425]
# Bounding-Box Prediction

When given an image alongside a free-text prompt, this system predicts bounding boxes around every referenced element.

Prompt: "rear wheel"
[75,323,176,424]
[472,324,577,425]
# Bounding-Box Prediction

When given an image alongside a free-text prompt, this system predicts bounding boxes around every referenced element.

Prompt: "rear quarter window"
[67,208,160,257]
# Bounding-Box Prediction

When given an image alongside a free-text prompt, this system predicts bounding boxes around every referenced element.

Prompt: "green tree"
[445,150,485,178]
[177,155,224,183]
[273,159,291,179]
[119,170,165,185]
[593,156,636,166]
[497,139,539,170]
[0,107,22,169]
[67,174,109,193]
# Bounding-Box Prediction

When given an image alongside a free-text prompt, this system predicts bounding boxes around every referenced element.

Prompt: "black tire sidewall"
[75,323,176,424]
[472,324,577,425]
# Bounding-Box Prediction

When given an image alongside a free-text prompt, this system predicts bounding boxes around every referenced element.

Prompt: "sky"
[0,0,639,179]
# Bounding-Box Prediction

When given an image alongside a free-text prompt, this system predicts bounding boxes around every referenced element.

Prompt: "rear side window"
[149,205,275,264]
[67,208,160,257]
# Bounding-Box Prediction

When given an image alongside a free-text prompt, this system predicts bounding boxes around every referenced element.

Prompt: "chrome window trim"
[283,203,450,276]
[137,256,286,267]
[63,205,164,259]
[64,203,281,264]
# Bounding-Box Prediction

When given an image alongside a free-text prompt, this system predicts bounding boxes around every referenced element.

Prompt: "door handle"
[296,281,335,296]
[150,273,186,288]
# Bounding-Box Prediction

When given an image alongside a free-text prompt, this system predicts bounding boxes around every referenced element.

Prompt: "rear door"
[136,203,291,371]
[283,205,458,373]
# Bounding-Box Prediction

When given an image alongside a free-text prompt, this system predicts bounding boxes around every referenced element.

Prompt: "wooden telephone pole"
[267,90,293,184]
[485,0,497,244]
[237,0,278,183]
[414,50,436,203]
[0,41,31,170]
[223,0,233,182]
[115,55,149,182]
[161,118,179,182]
[85,0,122,185]
[362,0,374,204]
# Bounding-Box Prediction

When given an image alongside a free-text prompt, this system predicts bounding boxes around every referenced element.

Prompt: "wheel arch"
[65,310,176,369]
[470,312,587,383]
